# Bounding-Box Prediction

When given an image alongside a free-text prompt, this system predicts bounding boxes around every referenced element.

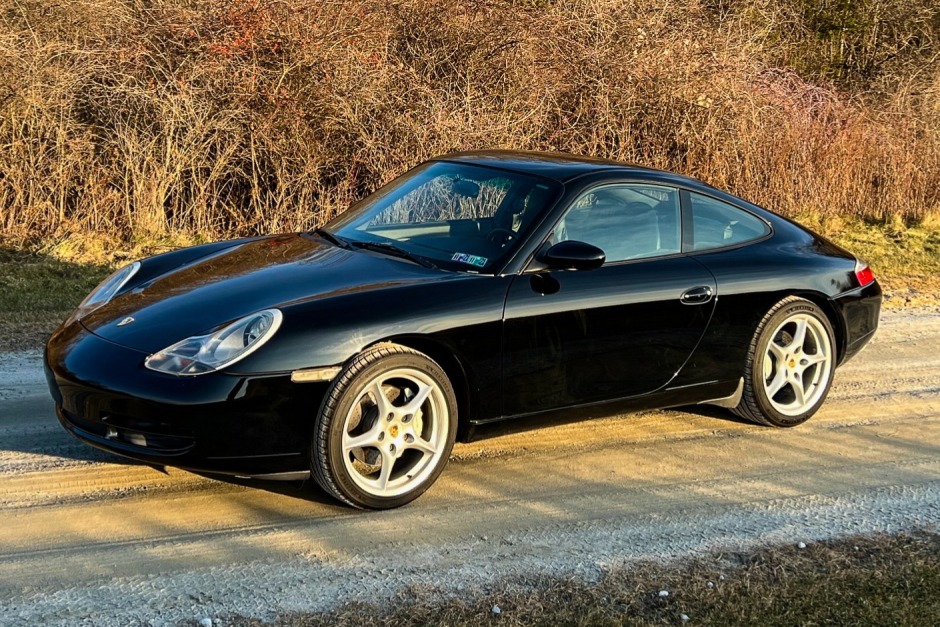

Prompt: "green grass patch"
[224,531,940,627]
[796,215,940,308]
[0,248,110,351]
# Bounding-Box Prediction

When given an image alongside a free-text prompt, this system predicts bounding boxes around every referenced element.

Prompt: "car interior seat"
[564,198,662,261]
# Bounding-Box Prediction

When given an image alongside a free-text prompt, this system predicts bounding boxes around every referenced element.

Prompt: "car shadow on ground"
[468,401,753,441]
[0,397,152,468]
[194,472,341,506]
[2,402,335,504]
[677,404,755,425]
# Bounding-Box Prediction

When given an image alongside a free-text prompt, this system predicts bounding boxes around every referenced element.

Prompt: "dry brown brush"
[1,0,938,254]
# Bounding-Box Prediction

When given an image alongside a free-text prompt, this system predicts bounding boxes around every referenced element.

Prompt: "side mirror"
[540,240,606,271]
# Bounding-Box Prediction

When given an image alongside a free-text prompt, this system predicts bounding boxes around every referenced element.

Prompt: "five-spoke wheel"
[736,297,836,427]
[312,343,457,509]
[312,299,839,507]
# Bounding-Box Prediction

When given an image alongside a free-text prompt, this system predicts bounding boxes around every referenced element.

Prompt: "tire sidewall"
[317,350,457,509]
[750,300,836,427]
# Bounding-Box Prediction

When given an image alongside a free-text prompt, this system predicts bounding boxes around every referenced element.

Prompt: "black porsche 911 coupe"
[45,150,881,508]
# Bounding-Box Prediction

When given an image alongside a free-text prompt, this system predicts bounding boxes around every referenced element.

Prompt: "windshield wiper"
[315,228,351,249]
[350,241,438,269]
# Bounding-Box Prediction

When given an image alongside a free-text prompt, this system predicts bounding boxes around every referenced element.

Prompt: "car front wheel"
[735,297,836,427]
[311,343,457,509]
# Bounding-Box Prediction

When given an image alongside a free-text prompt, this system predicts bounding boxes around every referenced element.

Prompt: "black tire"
[311,342,457,509]
[734,297,836,427]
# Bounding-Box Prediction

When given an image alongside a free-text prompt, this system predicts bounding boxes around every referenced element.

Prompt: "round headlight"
[145,309,283,376]
[244,314,272,344]
[73,261,141,319]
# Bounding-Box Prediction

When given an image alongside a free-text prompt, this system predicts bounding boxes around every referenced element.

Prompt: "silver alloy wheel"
[340,367,448,498]
[761,313,833,417]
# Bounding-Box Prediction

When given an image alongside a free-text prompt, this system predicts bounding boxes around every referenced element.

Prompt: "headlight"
[73,261,141,319]
[145,309,283,376]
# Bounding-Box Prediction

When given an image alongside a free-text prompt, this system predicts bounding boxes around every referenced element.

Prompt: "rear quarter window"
[690,192,770,251]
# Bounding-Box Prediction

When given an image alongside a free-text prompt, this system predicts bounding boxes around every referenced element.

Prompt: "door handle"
[680,286,713,305]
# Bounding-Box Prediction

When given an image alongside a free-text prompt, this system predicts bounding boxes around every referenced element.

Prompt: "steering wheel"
[487,228,515,247]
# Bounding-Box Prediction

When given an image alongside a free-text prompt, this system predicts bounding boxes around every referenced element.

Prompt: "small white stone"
[198,619,212,627]
[492,605,501,615]
[681,614,690,622]
[798,542,807,549]
[706,581,714,589]
[658,590,669,597]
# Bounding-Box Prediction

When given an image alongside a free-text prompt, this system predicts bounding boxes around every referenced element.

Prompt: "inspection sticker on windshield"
[451,253,487,267]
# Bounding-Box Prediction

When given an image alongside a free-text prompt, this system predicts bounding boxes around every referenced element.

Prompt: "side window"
[689,193,769,251]
[556,184,680,263]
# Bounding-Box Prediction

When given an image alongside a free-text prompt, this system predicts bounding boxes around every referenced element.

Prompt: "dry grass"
[218,530,940,626]
[1,0,939,257]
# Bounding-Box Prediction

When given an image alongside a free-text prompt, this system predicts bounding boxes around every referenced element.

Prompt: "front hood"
[82,234,443,353]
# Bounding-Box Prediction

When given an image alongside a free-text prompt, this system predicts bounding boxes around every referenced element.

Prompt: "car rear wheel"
[735,297,836,427]
[311,343,457,509]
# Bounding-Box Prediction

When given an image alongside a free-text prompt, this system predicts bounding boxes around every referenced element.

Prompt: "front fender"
[228,274,511,375]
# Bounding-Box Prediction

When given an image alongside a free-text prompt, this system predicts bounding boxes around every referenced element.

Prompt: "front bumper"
[832,279,882,364]
[45,320,329,476]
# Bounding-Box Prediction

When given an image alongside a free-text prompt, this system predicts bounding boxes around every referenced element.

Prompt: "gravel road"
[1,309,938,625]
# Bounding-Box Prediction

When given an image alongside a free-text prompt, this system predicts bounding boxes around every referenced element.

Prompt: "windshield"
[323,161,562,273]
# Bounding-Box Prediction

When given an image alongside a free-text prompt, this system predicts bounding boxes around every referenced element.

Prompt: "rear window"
[689,193,770,251]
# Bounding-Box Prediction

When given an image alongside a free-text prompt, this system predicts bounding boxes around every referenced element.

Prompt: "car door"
[501,183,717,417]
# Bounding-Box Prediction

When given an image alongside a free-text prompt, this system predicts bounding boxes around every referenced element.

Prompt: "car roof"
[433,150,687,184]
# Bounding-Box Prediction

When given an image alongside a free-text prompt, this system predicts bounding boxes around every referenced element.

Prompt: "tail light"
[854,260,875,287]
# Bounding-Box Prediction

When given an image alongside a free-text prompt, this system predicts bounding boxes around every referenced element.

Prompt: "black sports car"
[45,151,881,508]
